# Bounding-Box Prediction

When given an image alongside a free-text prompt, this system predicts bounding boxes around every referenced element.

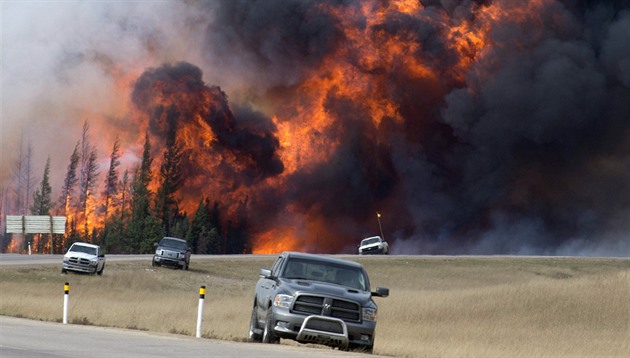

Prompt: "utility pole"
[376,212,385,240]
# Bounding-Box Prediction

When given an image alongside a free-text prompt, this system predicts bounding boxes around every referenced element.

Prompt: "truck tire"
[248,305,262,342]
[262,311,279,344]
[97,264,105,275]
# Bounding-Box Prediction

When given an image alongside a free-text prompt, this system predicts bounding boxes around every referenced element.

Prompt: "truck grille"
[303,317,344,334]
[164,250,179,258]
[362,246,380,253]
[292,295,361,322]
[68,257,90,266]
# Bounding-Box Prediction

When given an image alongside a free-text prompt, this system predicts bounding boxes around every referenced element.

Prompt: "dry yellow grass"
[1,255,628,357]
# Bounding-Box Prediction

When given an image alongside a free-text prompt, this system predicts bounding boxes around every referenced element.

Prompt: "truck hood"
[64,251,96,260]
[280,278,374,305]
[157,245,186,253]
[360,243,383,249]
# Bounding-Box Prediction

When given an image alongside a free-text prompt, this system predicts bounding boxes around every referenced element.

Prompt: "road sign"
[5,215,66,234]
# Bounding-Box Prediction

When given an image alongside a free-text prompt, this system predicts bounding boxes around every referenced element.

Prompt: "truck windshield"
[69,245,96,255]
[282,258,368,291]
[361,237,381,246]
[160,238,188,250]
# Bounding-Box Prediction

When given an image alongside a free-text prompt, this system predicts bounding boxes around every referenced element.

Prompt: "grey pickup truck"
[248,252,389,353]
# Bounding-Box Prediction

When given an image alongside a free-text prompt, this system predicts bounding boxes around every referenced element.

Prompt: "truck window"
[270,256,284,277]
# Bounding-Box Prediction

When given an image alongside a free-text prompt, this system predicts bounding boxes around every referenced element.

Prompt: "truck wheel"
[248,305,262,342]
[262,311,279,344]
[183,260,189,270]
[61,268,67,274]
[97,264,105,275]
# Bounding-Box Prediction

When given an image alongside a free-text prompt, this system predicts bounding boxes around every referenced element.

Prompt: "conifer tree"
[155,107,183,236]
[102,136,121,220]
[128,132,155,253]
[101,137,121,249]
[187,199,208,254]
[76,121,99,240]
[30,157,53,253]
[58,142,80,251]
[31,157,52,215]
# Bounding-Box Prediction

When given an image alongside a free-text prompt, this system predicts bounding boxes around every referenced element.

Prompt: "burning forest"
[1,0,629,256]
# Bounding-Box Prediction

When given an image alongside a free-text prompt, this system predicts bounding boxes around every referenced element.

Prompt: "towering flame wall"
[2,0,629,255]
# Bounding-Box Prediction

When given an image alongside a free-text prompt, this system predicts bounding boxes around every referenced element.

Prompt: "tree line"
[1,120,250,255]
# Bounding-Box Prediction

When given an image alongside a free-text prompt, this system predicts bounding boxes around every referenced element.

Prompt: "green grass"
[1,255,628,357]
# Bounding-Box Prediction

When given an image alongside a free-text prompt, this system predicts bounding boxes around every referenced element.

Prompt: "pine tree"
[101,137,121,249]
[187,199,208,254]
[103,136,121,220]
[80,147,99,239]
[76,121,99,240]
[128,132,155,253]
[155,106,183,237]
[227,197,250,254]
[30,157,53,253]
[31,157,52,215]
[119,169,130,241]
[58,142,80,216]
[207,200,223,254]
[58,142,80,251]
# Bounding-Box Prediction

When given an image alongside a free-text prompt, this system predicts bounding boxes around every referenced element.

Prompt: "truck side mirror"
[372,287,389,298]
[259,268,272,278]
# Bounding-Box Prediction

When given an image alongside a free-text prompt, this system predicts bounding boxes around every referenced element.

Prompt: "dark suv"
[152,237,191,270]
[249,252,389,353]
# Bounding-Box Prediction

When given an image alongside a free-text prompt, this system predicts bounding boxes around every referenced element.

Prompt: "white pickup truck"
[358,236,389,255]
[61,242,106,275]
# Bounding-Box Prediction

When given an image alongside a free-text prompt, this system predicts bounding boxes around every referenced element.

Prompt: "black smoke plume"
[202,0,630,255]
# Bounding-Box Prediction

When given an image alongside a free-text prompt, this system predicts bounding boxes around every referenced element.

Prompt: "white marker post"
[63,282,69,324]
[196,286,206,338]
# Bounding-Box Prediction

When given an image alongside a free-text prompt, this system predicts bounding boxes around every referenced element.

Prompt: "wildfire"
[15,0,595,255]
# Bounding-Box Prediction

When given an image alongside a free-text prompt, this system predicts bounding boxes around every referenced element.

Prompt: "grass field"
[0,255,628,357]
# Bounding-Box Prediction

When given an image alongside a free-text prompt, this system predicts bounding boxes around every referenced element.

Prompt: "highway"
[0,253,152,265]
[0,254,378,357]
[0,316,374,358]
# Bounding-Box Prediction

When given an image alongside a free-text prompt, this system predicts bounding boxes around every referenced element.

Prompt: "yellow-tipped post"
[196,286,206,338]
[63,282,69,324]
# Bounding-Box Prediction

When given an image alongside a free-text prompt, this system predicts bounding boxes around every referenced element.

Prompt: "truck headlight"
[273,294,294,309]
[362,308,377,322]
[179,252,186,259]
[155,249,161,255]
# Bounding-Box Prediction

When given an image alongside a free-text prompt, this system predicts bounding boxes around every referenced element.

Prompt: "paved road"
[0,254,274,266]
[0,253,154,265]
[0,316,375,358]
